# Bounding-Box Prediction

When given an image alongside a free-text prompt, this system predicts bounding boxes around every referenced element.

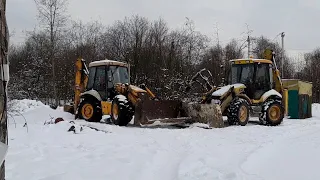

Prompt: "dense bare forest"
[7,0,320,104]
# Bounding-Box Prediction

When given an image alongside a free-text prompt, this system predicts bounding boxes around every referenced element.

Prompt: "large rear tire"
[227,98,250,126]
[260,99,284,126]
[111,95,134,126]
[78,98,102,122]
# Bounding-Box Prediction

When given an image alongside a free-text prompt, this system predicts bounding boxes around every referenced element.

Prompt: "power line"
[272,33,282,42]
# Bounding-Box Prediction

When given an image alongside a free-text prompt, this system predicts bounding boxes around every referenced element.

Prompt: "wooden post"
[0,1,8,179]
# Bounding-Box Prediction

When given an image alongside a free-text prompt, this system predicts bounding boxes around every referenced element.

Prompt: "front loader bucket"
[133,99,224,128]
[133,100,193,127]
[182,103,224,128]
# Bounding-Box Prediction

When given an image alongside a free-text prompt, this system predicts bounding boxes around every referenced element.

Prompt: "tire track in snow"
[221,123,308,179]
[73,121,191,180]
[238,122,320,179]
[136,135,189,180]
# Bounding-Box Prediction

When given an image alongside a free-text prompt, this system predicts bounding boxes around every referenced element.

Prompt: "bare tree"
[299,49,320,102]
[34,0,69,106]
[252,36,295,79]
[223,39,244,83]
[201,45,223,85]
[9,14,301,104]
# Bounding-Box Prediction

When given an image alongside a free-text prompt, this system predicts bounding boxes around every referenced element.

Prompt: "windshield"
[108,66,129,87]
[231,64,254,85]
[87,66,96,90]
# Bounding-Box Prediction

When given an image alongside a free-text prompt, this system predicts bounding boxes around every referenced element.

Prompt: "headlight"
[211,99,221,105]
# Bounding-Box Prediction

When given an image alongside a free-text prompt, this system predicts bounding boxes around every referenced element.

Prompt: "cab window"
[253,63,271,99]
[93,66,107,99]
[87,67,96,90]
[108,66,129,85]
[255,63,271,90]
[231,64,254,84]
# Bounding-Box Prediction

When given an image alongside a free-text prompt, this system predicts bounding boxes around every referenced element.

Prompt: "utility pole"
[281,32,285,78]
[214,23,221,62]
[214,23,224,86]
[245,23,253,58]
[247,36,250,58]
[214,22,220,48]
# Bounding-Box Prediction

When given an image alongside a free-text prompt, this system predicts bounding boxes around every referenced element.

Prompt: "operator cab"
[227,59,274,100]
[86,60,130,101]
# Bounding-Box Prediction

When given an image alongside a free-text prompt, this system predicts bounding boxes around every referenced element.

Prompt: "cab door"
[93,66,108,100]
[253,63,271,100]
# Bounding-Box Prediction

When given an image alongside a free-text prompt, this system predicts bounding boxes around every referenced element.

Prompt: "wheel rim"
[268,105,281,122]
[112,103,119,120]
[82,104,94,119]
[239,105,248,122]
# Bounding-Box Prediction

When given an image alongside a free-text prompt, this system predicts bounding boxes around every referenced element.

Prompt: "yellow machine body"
[64,58,191,127]
[204,49,287,126]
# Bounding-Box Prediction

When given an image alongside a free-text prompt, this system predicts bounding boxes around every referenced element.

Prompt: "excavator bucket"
[182,102,224,128]
[133,99,193,127]
[133,99,224,128]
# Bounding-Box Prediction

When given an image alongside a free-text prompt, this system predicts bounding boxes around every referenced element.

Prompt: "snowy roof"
[230,59,272,64]
[89,59,128,67]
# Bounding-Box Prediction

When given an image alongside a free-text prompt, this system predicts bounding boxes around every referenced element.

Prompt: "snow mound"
[8,99,48,115]
[312,103,320,118]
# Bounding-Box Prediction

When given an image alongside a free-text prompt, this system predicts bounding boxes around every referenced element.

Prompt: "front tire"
[78,98,102,122]
[111,95,134,126]
[260,100,284,126]
[227,98,250,126]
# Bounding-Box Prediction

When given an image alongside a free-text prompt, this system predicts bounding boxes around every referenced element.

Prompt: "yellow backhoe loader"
[65,49,285,128]
[64,58,197,127]
[199,49,287,126]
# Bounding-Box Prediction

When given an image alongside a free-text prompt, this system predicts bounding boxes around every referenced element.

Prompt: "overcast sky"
[7,0,320,58]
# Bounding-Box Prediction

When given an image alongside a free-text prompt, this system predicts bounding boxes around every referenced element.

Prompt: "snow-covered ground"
[5,99,320,180]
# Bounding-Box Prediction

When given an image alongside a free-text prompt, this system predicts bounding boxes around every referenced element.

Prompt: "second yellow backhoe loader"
[197,49,288,126]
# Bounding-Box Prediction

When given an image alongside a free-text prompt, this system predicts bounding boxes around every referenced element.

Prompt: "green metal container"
[288,90,299,119]
[282,79,312,119]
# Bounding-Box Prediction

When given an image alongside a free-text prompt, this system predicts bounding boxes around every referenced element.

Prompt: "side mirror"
[108,75,114,82]
[106,66,113,82]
